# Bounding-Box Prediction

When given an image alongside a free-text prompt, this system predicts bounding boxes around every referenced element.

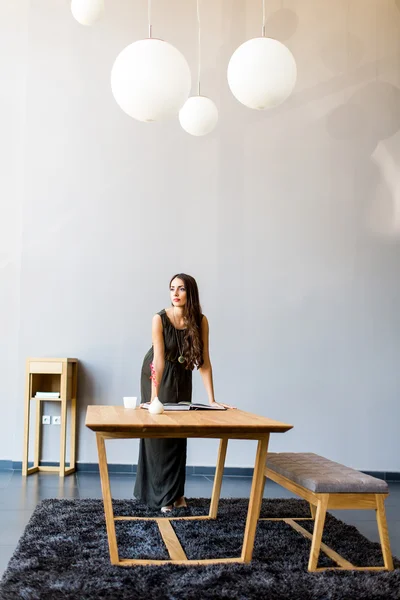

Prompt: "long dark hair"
[170,273,204,370]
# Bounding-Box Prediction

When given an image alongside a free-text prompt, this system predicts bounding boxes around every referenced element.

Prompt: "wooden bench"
[264,452,394,572]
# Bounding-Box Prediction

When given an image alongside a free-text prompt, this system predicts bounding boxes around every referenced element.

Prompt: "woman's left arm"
[199,316,236,409]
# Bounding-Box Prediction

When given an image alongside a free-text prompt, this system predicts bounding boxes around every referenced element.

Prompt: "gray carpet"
[0,498,399,599]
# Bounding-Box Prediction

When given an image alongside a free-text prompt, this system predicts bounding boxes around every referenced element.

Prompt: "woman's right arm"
[151,314,165,402]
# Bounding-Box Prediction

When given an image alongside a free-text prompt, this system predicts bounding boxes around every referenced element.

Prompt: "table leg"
[209,438,228,518]
[241,434,270,562]
[34,398,43,469]
[59,366,68,478]
[96,433,119,564]
[22,372,32,476]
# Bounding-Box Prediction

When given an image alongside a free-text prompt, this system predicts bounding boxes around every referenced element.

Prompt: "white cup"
[123,396,137,408]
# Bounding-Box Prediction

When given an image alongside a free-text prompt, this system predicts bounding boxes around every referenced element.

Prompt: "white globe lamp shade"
[179,96,218,136]
[71,0,104,26]
[111,39,191,123]
[227,37,297,109]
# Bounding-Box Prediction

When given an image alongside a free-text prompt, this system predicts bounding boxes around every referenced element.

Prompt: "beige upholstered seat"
[266,452,388,494]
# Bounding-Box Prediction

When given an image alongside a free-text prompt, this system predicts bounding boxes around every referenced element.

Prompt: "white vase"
[148,397,164,415]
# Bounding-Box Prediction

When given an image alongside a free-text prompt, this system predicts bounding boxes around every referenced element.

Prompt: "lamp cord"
[148,0,152,38]
[197,0,201,95]
[262,0,266,37]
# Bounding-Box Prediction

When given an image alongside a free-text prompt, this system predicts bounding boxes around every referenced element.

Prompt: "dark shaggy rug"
[0,498,399,600]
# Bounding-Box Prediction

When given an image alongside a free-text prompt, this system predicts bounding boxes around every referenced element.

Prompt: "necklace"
[172,308,186,364]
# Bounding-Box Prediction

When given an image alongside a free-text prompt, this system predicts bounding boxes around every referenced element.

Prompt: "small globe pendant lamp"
[111,0,191,122]
[227,0,297,110]
[71,0,105,26]
[179,0,218,136]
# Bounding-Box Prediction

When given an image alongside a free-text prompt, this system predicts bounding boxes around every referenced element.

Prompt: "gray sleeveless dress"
[134,309,194,509]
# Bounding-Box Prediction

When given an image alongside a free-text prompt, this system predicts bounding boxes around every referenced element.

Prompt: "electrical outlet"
[42,415,50,425]
[52,416,61,425]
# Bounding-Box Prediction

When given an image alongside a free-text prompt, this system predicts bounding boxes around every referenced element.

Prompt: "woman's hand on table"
[210,400,237,409]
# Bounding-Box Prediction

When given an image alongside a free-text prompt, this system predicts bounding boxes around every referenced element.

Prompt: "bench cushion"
[266,452,388,494]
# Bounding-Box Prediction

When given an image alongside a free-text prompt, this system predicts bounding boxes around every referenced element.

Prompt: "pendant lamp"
[179,0,218,136]
[111,0,191,122]
[71,0,104,26]
[227,0,297,109]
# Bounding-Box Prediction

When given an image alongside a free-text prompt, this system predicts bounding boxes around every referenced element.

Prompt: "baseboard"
[1,461,254,477]
[1,460,399,481]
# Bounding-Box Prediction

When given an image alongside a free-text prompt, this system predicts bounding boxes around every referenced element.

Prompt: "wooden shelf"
[31,397,61,401]
[22,358,78,477]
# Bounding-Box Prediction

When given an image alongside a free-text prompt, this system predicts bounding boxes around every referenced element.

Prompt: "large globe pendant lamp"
[179,0,218,136]
[71,0,104,26]
[227,0,297,110]
[111,1,191,122]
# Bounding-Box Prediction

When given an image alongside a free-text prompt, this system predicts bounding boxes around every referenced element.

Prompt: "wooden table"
[85,405,293,567]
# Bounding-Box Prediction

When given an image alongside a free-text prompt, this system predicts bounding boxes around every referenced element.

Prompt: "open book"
[141,402,226,411]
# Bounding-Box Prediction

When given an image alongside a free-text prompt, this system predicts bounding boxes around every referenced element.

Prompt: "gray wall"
[1,0,400,470]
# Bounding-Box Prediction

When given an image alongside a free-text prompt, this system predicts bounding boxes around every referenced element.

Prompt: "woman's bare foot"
[161,505,173,514]
[173,496,187,508]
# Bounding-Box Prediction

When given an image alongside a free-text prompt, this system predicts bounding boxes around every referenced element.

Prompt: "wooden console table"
[23,357,78,477]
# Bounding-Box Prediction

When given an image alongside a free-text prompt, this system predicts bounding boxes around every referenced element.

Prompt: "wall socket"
[42,415,50,425]
[52,416,61,425]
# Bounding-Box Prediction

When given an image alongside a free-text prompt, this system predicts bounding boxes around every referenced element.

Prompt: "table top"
[85,405,293,438]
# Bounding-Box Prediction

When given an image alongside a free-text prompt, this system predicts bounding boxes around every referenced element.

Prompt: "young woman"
[134,273,232,513]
